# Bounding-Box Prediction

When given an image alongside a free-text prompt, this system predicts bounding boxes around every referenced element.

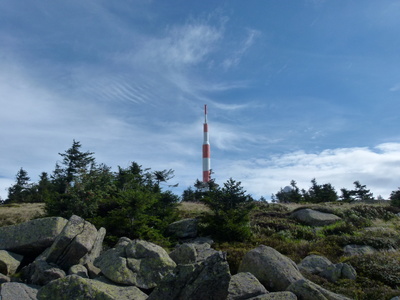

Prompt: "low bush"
[349,252,400,289]
[321,221,356,236]
[340,235,399,251]
[344,205,396,223]
[308,237,344,262]
[308,275,400,300]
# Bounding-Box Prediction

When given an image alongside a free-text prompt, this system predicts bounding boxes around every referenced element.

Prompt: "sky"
[1,0,400,201]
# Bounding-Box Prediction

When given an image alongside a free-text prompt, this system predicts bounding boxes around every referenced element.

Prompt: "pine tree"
[352,181,374,201]
[7,168,31,203]
[55,140,95,193]
[202,178,254,242]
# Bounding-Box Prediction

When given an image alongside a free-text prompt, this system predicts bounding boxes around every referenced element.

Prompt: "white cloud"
[213,143,400,200]
[389,83,400,92]
[211,101,250,111]
[222,28,260,69]
[138,22,222,69]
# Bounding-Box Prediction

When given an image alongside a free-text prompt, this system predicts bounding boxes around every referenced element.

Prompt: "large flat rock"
[0,217,67,256]
[291,208,341,226]
[37,275,148,300]
[0,282,40,300]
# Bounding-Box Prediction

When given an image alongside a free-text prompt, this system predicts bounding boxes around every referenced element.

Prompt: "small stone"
[0,250,23,275]
[68,264,89,278]
[227,272,268,300]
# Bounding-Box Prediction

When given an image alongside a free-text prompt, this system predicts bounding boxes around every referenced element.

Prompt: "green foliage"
[390,188,400,208]
[328,234,399,251]
[302,178,338,203]
[45,163,114,219]
[40,142,179,246]
[58,139,95,187]
[304,273,400,300]
[201,208,252,242]
[341,181,374,202]
[204,178,253,212]
[182,179,219,202]
[80,163,179,245]
[6,168,32,203]
[349,252,400,289]
[310,236,345,261]
[200,178,254,242]
[215,242,253,274]
[274,180,303,203]
[276,227,317,241]
[181,186,197,202]
[352,181,374,201]
[31,172,54,203]
[320,221,356,236]
[5,140,179,246]
[342,205,396,227]
[274,179,339,203]
[274,179,377,204]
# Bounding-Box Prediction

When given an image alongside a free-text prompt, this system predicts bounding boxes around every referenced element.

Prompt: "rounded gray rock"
[238,245,304,292]
[291,209,341,226]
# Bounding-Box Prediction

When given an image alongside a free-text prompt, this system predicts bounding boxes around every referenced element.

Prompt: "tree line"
[271,179,377,204]
[4,140,255,244]
[4,140,180,245]
[4,140,400,243]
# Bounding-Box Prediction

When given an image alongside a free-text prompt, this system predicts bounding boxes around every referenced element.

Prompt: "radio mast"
[202,104,211,183]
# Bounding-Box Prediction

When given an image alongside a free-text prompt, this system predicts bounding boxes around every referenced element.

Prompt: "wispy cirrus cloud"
[211,101,251,111]
[136,22,222,69]
[389,83,400,92]
[222,28,260,69]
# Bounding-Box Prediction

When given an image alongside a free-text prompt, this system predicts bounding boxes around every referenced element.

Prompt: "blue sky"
[1,0,400,200]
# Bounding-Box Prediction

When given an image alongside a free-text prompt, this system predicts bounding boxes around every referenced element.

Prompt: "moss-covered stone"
[0,250,23,275]
[94,239,176,289]
[0,217,67,256]
[227,272,268,300]
[46,215,98,271]
[148,252,231,300]
[37,275,148,300]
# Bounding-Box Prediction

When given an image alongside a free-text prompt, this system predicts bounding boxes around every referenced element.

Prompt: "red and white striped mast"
[202,104,211,183]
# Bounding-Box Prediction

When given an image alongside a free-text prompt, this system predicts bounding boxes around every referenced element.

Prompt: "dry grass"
[177,201,210,219]
[0,203,46,227]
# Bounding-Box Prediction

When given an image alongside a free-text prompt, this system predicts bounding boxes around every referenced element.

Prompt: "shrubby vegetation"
[4,140,180,245]
[4,140,255,244]
[389,187,400,208]
[200,178,254,242]
[272,179,376,204]
[181,177,255,242]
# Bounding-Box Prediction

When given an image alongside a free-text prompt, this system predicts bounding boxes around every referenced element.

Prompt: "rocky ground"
[0,201,399,299]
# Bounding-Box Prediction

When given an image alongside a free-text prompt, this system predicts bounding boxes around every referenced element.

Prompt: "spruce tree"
[55,140,95,193]
[7,168,31,203]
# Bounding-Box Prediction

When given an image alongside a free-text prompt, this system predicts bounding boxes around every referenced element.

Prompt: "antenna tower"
[202,104,211,183]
